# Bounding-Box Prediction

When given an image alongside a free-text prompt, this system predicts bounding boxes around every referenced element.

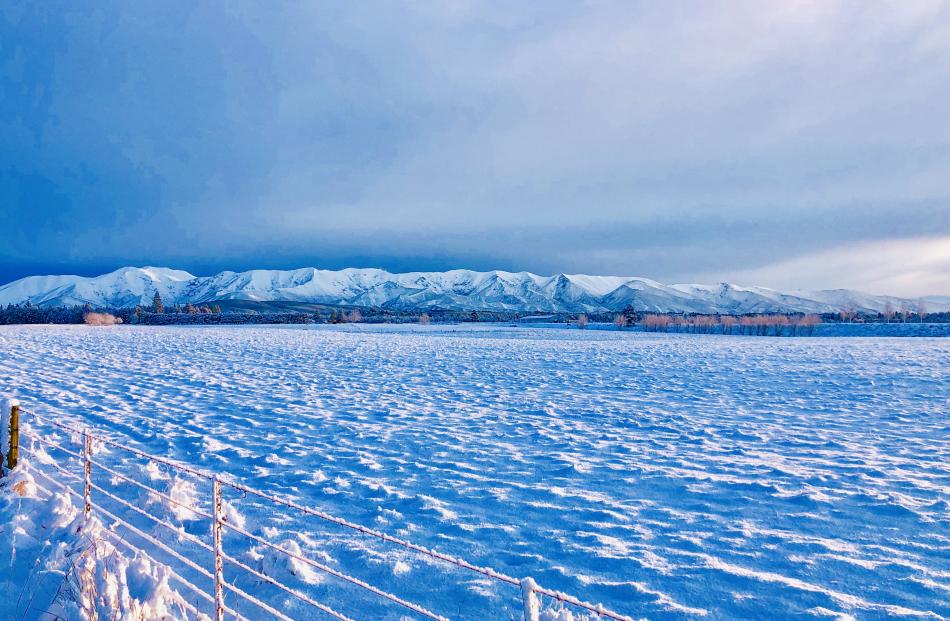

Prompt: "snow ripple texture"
[0,324,947,620]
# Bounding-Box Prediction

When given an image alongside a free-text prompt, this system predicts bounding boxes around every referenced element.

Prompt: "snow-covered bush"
[84,312,123,326]
[0,461,199,620]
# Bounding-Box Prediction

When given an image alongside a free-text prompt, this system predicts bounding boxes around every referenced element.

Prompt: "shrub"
[84,312,123,326]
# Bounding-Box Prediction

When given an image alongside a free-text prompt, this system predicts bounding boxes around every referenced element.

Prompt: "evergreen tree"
[621,304,639,326]
[152,291,165,314]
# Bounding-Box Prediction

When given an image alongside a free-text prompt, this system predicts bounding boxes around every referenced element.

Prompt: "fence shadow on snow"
[3,401,633,621]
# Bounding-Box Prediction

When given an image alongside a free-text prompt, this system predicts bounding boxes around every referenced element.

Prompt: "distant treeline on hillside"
[0,300,946,327]
[0,302,525,325]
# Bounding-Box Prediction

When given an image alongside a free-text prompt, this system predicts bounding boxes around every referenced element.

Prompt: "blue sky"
[1,1,948,295]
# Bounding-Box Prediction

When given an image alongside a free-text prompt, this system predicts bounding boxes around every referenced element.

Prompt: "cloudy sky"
[2,1,948,295]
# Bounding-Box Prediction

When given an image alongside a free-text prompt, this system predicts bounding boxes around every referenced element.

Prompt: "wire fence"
[9,406,634,621]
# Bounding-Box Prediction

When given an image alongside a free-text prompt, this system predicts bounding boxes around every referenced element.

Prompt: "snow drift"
[0,464,201,620]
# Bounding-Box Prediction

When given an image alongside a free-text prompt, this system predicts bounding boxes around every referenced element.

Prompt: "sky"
[1,1,949,296]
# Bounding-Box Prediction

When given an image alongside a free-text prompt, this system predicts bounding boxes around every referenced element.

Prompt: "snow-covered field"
[1,324,948,620]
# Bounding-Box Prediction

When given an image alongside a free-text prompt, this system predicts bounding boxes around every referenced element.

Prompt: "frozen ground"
[0,324,947,620]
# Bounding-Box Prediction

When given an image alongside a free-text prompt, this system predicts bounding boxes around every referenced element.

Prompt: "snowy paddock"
[0,324,948,620]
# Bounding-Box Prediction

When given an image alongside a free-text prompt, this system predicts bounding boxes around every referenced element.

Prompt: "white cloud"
[4,1,950,292]
[713,235,950,297]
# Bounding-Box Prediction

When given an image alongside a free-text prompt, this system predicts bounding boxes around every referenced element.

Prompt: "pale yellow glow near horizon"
[717,235,950,298]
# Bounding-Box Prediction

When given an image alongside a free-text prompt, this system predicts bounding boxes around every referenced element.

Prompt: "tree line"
[0,290,944,327]
[631,313,822,336]
[575,306,943,336]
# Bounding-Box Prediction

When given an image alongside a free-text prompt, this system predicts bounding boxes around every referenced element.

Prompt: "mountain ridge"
[0,266,944,315]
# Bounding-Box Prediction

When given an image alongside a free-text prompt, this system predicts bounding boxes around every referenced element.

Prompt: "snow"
[0,464,205,620]
[0,267,196,309]
[1,266,946,314]
[0,324,947,620]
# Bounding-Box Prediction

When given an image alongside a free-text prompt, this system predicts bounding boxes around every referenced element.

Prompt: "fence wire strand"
[20,407,634,621]
[220,551,354,621]
[222,517,447,620]
[21,461,235,619]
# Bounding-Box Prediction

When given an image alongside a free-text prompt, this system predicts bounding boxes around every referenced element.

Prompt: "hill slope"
[0,266,942,314]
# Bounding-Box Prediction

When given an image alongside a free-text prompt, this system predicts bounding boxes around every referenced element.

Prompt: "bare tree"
[882,301,895,324]
[899,304,911,323]
[839,308,856,324]
[418,313,431,325]
[799,314,821,336]
[720,315,737,334]
[738,316,754,335]
[345,309,362,323]
[576,314,589,329]
[639,314,672,332]
[694,315,716,333]
[613,314,628,329]
[771,314,790,336]
[639,314,655,332]
[917,299,928,323]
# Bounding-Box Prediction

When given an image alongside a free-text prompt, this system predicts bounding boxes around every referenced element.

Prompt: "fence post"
[520,577,540,621]
[5,400,20,473]
[213,476,224,621]
[83,430,92,518]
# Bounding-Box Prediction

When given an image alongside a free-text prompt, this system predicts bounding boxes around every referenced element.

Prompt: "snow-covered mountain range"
[0,266,944,315]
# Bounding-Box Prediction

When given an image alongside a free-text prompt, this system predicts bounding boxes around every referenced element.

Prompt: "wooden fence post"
[213,477,225,621]
[520,577,540,621]
[6,402,19,472]
[83,430,92,518]
[1,399,20,476]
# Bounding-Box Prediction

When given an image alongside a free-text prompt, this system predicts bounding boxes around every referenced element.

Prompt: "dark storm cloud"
[1,1,949,294]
